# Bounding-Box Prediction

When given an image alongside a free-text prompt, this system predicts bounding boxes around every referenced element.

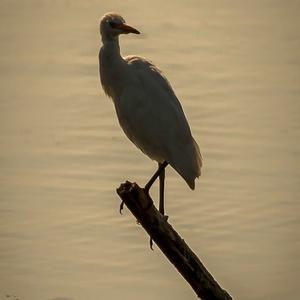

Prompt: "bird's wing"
[118,55,202,188]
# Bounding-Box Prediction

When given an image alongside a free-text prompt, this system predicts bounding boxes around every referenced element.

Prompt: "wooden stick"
[116,181,233,300]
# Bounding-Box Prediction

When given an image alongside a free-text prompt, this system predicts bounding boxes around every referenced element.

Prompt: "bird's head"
[100,13,140,42]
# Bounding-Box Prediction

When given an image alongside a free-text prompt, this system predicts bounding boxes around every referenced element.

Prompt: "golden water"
[1,1,299,299]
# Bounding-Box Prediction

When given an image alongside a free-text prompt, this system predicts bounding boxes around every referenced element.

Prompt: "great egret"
[99,12,202,216]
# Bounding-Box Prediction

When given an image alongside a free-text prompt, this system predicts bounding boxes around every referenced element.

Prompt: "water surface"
[0,1,299,299]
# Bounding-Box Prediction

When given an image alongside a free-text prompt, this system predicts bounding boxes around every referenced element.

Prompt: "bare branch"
[117,181,233,300]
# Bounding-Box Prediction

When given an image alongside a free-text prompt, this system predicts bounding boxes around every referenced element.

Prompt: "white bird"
[99,12,202,216]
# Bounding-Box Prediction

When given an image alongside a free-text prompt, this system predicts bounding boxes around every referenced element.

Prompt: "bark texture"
[117,181,233,300]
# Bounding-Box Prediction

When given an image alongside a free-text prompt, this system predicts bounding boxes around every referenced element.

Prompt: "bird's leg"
[145,161,168,250]
[121,160,166,215]
[159,162,165,216]
[159,163,169,225]
[144,161,168,193]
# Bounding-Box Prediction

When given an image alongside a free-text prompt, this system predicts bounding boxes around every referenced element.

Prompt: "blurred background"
[0,0,299,299]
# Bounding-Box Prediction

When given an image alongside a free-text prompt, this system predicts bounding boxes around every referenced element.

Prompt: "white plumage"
[99,12,202,191]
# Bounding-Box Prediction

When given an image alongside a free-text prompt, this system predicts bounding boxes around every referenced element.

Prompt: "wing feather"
[115,55,202,188]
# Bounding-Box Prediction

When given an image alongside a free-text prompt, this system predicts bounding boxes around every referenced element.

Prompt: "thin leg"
[146,161,168,251]
[144,161,168,193]
[159,162,165,215]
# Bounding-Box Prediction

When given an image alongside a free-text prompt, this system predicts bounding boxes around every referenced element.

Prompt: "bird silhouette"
[99,12,202,217]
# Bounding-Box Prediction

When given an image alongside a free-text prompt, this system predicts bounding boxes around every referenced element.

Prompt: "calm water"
[1,1,299,299]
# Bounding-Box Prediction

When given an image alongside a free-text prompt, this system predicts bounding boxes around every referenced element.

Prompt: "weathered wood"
[116,181,233,300]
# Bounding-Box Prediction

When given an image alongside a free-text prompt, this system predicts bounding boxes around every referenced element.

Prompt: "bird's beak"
[115,23,140,34]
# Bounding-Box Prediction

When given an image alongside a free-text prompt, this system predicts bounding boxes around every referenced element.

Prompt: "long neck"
[99,37,126,99]
[101,36,122,61]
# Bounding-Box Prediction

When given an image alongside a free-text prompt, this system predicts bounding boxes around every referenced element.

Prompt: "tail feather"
[169,138,202,190]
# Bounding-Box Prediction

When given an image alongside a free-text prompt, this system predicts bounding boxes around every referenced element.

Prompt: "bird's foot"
[119,201,124,214]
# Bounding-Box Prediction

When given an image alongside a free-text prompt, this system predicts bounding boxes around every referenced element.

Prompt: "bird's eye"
[108,21,116,28]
